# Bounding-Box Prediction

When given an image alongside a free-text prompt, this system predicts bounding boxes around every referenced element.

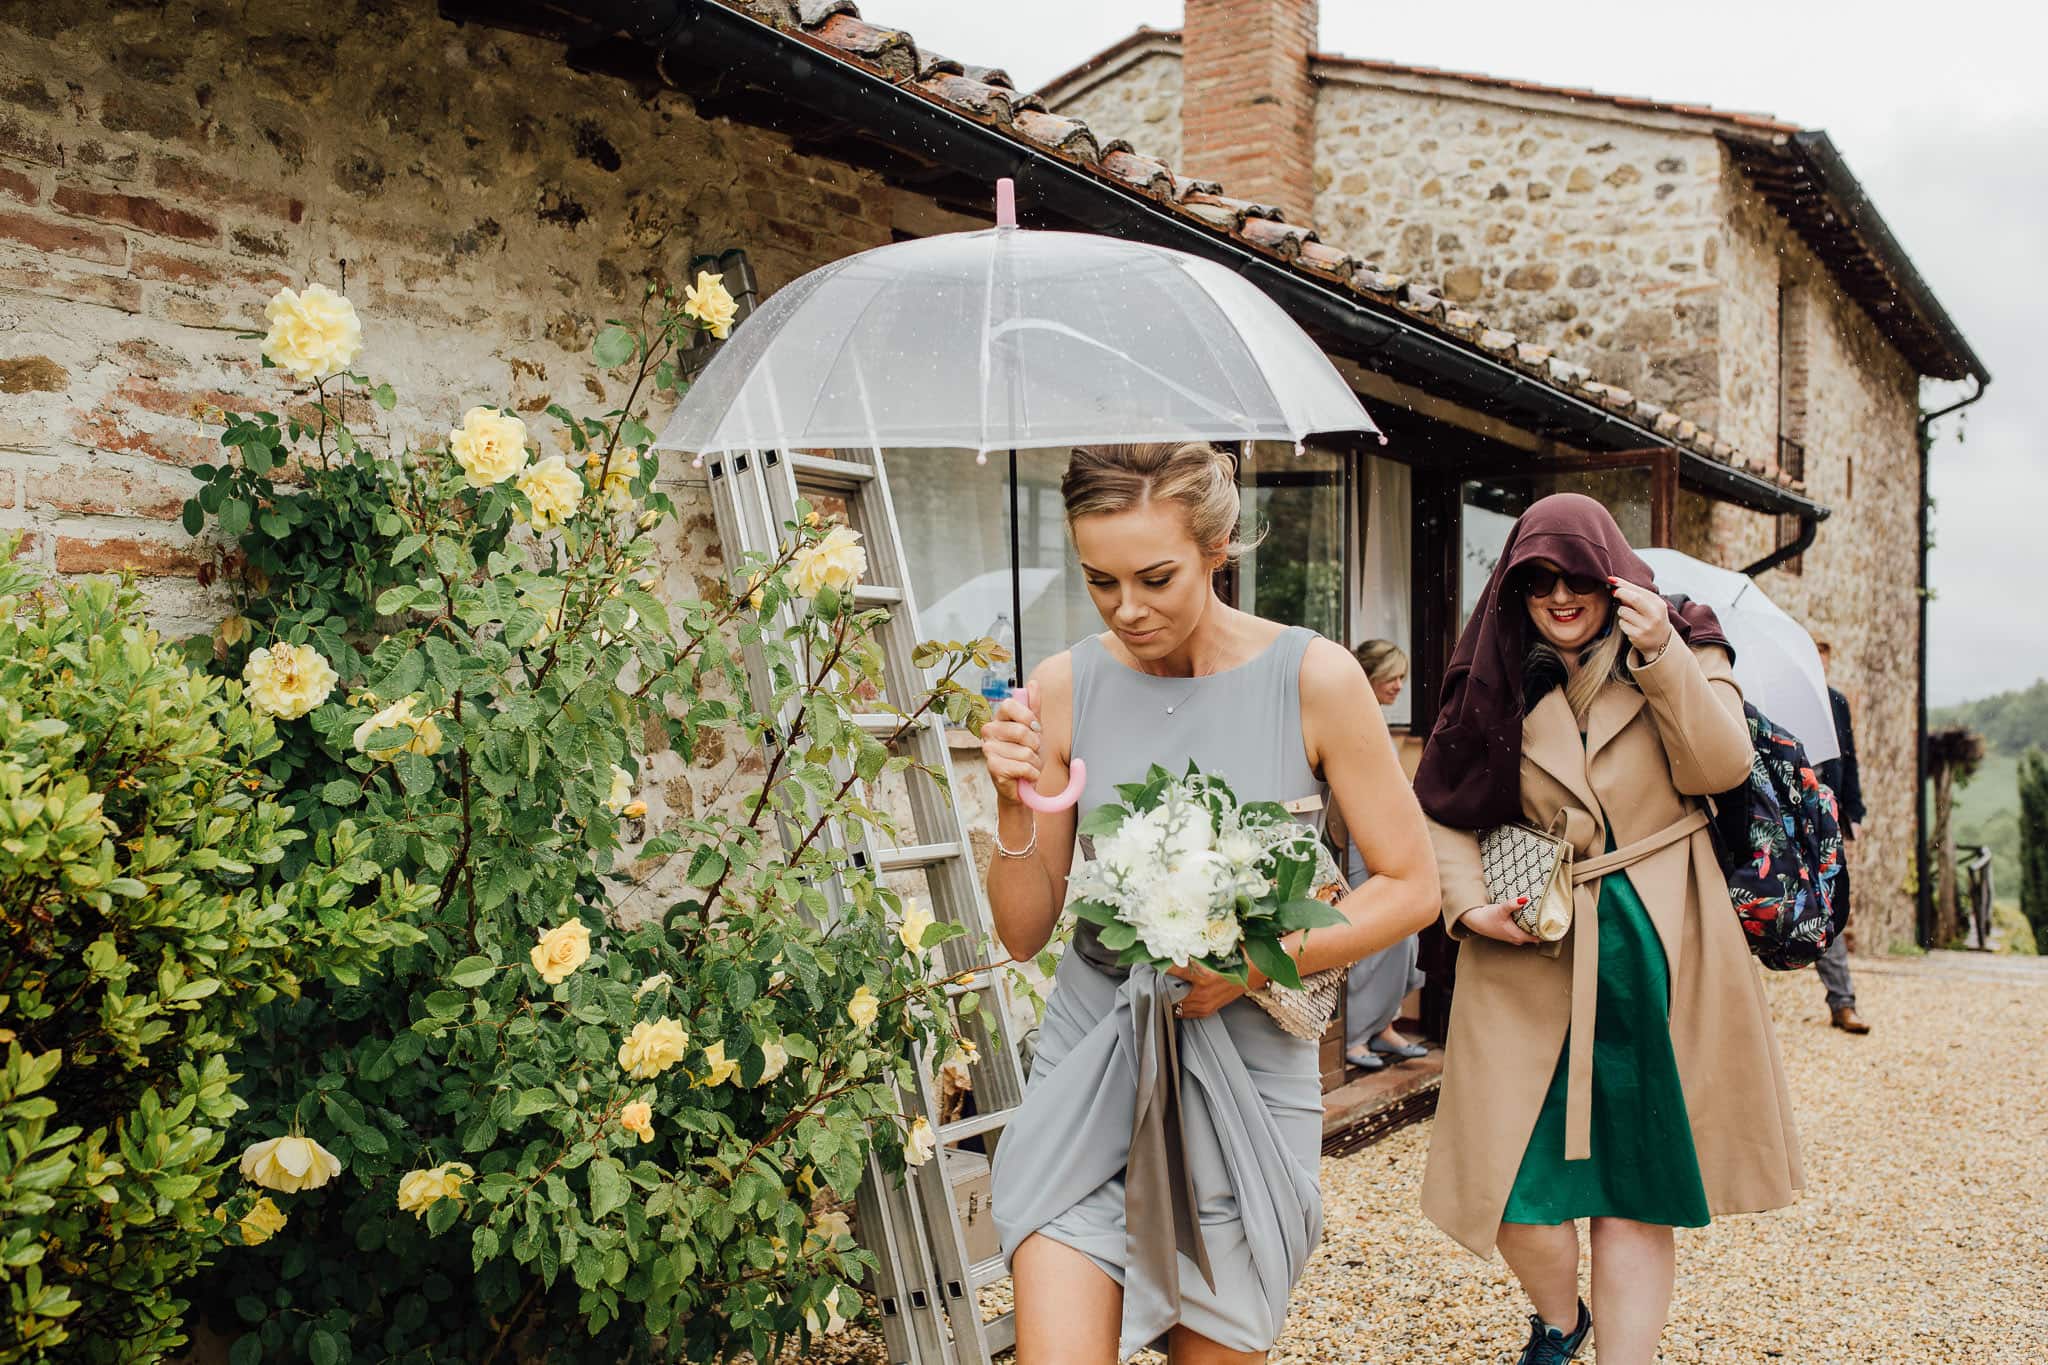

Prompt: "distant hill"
[1930,680,2047,921]
[1931,679,2048,756]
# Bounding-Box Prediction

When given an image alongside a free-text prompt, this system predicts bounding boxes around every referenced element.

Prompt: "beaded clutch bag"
[1244,842,1348,1042]
[1477,818,1574,942]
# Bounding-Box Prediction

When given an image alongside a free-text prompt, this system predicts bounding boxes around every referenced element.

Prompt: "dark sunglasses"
[1518,567,1608,598]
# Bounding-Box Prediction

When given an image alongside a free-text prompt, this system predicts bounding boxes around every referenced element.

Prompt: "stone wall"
[1311,81,1729,432]
[0,0,897,908]
[1041,48,1184,168]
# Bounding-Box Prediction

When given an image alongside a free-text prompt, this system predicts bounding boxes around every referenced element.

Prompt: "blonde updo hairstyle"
[1059,441,1262,564]
[1352,639,1408,686]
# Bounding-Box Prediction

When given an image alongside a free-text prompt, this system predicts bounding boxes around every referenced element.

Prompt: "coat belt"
[1561,808,1709,1162]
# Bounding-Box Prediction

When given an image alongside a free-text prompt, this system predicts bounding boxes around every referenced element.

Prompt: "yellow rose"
[242,643,338,720]
[239,1134,342,1193]
[791,525,867,599]
[745,571,767,612]
[897,898,934,954]
[352,694,441,761]
[528,919,591,986]
[632,973,672,1000]
[696,1040,739,1087]
[846,985,879,1033]
[216,613,252,648]
[904,1115,936,1167]
[804,1284,852,1337]
[604,764,633,816]
[585,451,636,511]
[449,406,530,489]
[238,1196,288,1246]
[682,269,739,339]
[809,1208,852,1246]
[515,454,582,531]
[618,1016,689,1079]
[757,1038,789,1085]
[395,1162,472,1218]
[619,1101,655,1144]
[261,283,362,382]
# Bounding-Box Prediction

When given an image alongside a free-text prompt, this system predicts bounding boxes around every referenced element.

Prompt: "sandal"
[1343,1045,1387,1072]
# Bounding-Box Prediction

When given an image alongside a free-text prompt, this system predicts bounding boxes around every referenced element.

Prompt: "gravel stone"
[779,953,2048,1361]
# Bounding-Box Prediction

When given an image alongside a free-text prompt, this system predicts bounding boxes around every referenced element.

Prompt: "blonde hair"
[1353,639,1408,685]
[1060,442,1261,560]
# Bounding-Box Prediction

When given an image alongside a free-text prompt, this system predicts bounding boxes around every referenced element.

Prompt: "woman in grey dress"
[982,442,1440,1364]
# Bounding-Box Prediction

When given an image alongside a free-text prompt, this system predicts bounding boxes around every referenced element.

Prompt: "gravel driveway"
[798,950,2048,1362]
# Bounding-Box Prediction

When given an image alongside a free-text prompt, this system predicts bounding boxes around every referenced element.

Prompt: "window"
[1776,278,1810,573]
[1354,455,1413,726]
[889,442,1355,685]
[1234,441,1348,644]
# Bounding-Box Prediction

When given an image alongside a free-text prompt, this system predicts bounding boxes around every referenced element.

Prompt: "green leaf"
[1274,898,1348,932]
[685,847,726,888]
[1077,804,1130,839]
[1096,921,1137,951]
[374,382,397,411]
[395,751,435,795]
[309,1328,342,1365]
[592,326,636,369]
[1068,899,1117,928]
[245,439,274,476]
[230,1335,264,1365]
[588,1157,630,1220]
[182,498,203,535]
[219,498,250,537]
[1245,937,1303,992]
[450,956,496,988]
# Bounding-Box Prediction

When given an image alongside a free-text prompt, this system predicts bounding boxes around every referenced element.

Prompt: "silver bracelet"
[994,815,1038,859]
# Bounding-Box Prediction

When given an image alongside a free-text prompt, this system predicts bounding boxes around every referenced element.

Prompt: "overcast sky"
[865,0,2039,705]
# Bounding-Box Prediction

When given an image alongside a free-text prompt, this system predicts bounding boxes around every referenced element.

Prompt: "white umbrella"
[1637,548,1839,765]
[919,568,1060,652]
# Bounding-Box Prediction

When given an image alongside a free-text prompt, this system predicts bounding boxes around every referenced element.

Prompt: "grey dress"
[991,627,1326,1360]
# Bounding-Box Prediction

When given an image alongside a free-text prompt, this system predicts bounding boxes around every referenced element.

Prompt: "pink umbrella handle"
[1019,759,1086,813]
[995,177,1016,227]
[1009,678,1085,811]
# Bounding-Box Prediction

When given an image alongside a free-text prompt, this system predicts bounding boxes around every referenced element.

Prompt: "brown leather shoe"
[1830,1006,1871,1035]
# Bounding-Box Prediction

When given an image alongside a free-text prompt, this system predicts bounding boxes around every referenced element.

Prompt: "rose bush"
[180,279,1009,1362]
[0,544,423,1364]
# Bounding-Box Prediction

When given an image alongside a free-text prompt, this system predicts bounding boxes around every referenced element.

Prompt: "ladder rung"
[969,1253,1009,1292]
[877,841,964,873]
[852,711,929,736]
[789,451,878,487]
[854,584,904,607]
[939,1109,1013,1144]
[942,969,994,998]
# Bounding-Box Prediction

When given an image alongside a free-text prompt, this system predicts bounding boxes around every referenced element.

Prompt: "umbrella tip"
[975,450,990,465]
[995,178,1016,228]
[1376,431,1389,446]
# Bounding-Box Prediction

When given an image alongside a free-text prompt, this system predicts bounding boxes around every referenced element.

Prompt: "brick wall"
[0,0,899,912]
[1182,0,1319,223]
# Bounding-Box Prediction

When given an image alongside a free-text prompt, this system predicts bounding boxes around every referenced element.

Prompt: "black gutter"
[452,0,1827,523]
[1791,132,1992,388]
[1914,374,1990,946]
[1739,511,1818,578]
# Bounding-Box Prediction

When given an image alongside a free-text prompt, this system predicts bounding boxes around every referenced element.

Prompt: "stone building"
[2,0,1883,970]
[1040,0,1989,951]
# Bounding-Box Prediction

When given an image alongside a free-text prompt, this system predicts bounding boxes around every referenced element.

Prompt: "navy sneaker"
[1516,1300,1591,1364]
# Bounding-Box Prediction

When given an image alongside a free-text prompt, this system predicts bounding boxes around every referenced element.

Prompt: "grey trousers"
[1816,858,1856,1009]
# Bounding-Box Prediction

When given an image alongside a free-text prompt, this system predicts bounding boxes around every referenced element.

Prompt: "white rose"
[804,1284,852,1336]
[242,643,338,720]
[757,1038,789,1085]
[1200,913,1243,958]
[604,764,633,815]
[897,898,934,954]
[352,694,441,761]
[904,1114,937,1166]
[261,283,362,381]
[239,1134,342,1193]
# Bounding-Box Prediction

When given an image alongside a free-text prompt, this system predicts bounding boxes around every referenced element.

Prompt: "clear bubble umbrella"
[654,182,1380,808]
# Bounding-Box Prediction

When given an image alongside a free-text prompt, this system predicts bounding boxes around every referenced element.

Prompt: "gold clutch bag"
[1477,817,1574,942]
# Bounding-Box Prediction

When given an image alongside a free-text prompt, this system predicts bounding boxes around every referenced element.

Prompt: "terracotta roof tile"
[725,0,1800,490]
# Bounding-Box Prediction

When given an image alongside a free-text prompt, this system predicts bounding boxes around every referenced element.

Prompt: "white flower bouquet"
[1067,763,1349,1000]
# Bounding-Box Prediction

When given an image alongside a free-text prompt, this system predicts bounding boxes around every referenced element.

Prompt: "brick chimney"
[1181,0,1320,225]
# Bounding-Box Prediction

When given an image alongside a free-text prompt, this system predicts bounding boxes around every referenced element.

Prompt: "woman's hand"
[1166,962,1250,1019]
[1459,898,1540,946]
[981,687,1044,807]
[1607,576,1673,657]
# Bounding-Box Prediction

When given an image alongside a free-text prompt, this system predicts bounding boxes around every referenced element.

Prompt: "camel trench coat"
[1420,642,1804,1256]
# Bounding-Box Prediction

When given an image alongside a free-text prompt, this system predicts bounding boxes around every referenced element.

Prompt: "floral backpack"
[1706,702,1847,970]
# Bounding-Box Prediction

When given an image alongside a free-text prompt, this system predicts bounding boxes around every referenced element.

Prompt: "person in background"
[1812,640,1870,1035]
[1334,641,1428,1072]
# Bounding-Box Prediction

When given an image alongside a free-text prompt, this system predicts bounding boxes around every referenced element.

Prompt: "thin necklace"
[1159,676,1202,716]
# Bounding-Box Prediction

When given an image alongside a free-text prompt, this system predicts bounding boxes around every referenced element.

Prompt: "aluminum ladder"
[702,439,1034,1365]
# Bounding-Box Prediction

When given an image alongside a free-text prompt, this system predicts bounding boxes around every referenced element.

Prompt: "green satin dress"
[1501,828,1710,1228]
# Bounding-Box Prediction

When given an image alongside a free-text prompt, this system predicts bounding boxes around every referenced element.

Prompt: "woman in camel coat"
[1412,495,1802,1365]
